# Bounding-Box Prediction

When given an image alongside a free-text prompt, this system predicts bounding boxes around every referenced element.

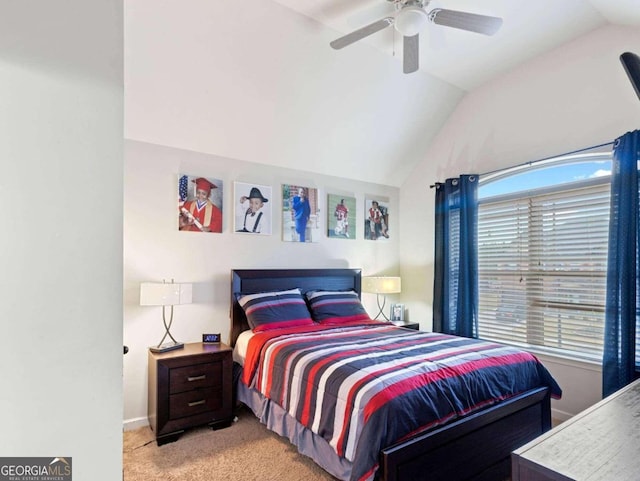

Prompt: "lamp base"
[149,341,184,353]
[373,293,391,321]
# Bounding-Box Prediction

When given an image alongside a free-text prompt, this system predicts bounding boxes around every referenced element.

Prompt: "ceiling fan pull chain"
[392,24,396,57]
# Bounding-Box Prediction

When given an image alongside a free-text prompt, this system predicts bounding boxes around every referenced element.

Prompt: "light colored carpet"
[124,406,519,481]
[123,406,337,481]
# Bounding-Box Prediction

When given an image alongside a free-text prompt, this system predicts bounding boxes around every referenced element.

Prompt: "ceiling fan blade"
[330,17,394,50]
[429,9,503,36]
[403,34,419,74]
[620,52,640,102]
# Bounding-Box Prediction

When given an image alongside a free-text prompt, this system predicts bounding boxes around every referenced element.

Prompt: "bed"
[230,268,560,481]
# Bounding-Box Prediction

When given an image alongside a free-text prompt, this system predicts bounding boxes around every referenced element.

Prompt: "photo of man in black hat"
[234,182,272,235]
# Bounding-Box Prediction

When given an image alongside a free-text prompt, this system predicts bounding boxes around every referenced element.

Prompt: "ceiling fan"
[330,0,503,74]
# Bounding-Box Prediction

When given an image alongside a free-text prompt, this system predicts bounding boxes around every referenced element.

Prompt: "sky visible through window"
[479,159,612,198]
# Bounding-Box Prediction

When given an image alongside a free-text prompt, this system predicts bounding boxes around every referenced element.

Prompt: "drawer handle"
[187,375,206,382]
[188,400,206,407]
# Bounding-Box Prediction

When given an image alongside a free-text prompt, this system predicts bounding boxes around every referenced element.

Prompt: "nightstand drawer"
[169,387,222,419]
[148,342,233,444]
[169,362,221,393]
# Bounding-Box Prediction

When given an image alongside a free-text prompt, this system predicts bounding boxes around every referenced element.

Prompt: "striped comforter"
[241,322,561,481]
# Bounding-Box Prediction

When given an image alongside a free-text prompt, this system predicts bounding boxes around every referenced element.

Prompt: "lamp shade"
[362,276,401,294]
[140,281,193,306]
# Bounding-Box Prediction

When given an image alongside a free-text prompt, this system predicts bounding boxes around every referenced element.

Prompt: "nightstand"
[148,342,233,445]
[392,320,420,330]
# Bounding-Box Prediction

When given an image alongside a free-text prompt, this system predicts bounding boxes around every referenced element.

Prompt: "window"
[477,152,612,361]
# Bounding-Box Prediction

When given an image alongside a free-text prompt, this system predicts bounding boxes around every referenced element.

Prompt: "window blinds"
[477,179,610,361]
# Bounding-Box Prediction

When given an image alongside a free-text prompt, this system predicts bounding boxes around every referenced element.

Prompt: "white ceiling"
[124,0,640,187]
[270,0,640,90]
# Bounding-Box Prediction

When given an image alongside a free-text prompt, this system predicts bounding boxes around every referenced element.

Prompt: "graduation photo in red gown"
[178,174,223,233]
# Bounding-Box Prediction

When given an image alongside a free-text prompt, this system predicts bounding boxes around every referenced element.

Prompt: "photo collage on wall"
[177,174,391,242]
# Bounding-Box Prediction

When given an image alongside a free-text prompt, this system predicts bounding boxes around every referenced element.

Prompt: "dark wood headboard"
[229,268,362,347]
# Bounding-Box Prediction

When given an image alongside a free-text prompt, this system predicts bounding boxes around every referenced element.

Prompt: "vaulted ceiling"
[124,1,640,186]
[271,0,640,90]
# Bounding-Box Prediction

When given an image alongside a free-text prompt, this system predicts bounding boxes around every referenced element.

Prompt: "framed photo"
[178,174,223,233]
[234,182,272,235]
[327,193,355,239]
[390,303,404,321]
[282,184,320,243]
[365,195,390,241]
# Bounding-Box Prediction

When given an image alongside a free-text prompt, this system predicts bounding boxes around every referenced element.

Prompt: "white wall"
[123,140,400,427]
[399,24,640,418]
[0,1,123,479]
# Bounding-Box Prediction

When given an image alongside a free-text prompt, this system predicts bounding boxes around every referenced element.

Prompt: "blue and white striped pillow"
[305,290,371,325]
[237,288,314,332]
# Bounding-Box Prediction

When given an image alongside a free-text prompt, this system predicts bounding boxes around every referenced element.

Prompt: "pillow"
[305,290,371,325]
[237,288,314,332]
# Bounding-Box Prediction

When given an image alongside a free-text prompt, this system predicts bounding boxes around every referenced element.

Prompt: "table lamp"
[362,276,401,321]
[140,279,192,353]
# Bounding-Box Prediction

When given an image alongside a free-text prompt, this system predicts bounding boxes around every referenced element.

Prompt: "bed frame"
[230,268,551,481]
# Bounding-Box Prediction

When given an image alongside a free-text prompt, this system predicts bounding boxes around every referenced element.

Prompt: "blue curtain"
[603,130,640,397]
[433,175,479,338]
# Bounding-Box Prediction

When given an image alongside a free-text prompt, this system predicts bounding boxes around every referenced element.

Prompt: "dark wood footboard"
[380,387,551,481]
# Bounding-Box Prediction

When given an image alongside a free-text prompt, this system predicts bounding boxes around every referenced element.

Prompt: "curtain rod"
[429,140,614,188]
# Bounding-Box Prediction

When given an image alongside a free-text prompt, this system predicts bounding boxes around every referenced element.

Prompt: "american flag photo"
[177,174,223,233]
[178,174,189,208]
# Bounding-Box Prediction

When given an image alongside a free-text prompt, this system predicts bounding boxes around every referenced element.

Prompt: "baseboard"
[123,416,149,432]
[551,407,573,424]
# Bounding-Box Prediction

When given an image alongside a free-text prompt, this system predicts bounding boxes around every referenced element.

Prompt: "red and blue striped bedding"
[241,322,561,481]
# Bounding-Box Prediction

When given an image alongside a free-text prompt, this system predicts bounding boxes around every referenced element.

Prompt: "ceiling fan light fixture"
[394,6,428,37]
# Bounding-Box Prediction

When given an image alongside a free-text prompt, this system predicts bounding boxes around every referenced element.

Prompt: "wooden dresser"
[148,342,233,445]
[511,378,640,480]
